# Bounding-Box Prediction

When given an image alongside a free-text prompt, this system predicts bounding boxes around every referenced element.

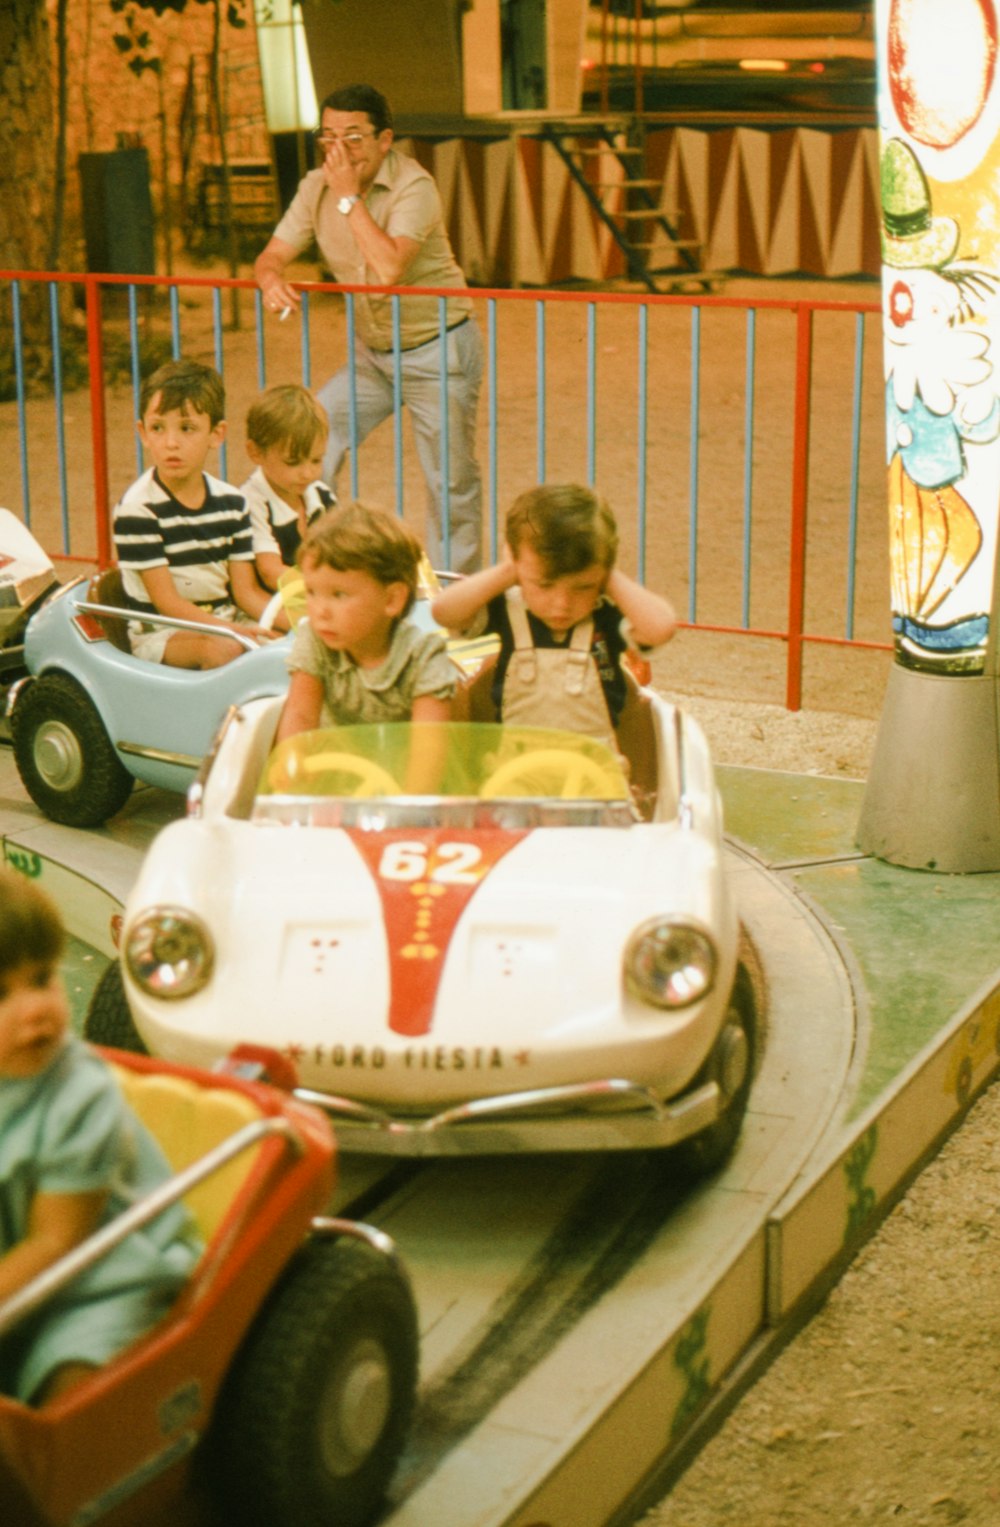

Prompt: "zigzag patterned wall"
[402,125,881,285]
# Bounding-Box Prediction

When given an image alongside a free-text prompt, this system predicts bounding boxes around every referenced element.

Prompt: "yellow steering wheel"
[479,747,624,801]
[269,751,401,798]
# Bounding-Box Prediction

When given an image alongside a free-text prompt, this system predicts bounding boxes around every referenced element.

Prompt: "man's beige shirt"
[273,148,472,351]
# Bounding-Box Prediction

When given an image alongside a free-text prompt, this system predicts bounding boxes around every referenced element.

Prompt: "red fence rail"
[0,269,887,710]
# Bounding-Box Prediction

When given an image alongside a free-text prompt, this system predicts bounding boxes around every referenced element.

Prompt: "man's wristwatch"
[337,194,360,215]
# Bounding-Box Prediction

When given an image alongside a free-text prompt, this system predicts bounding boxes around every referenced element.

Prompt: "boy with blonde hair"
[431,483,676,744]
[242,383,336,594]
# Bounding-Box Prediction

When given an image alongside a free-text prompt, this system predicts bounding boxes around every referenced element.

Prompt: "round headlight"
[125,907,214,1000]
[624,921,717,1010]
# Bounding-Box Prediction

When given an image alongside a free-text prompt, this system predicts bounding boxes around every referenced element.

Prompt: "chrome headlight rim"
[124,905,215,1001]
[624,918,718,1011]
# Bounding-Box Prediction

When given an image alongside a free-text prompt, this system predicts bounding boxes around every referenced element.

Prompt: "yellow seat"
[111,1068,265,1243]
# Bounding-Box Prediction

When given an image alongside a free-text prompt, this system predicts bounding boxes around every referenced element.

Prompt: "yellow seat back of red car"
[111,1068,265,1242]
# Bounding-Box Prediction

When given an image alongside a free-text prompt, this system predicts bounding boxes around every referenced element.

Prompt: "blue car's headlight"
[624,921,717,1009]
[125,908,214,1000]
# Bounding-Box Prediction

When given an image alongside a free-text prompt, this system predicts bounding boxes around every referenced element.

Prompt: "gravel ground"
[636,688,1000,1527]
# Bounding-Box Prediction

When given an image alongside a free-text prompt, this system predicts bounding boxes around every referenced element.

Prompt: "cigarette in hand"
[279,305,293,322]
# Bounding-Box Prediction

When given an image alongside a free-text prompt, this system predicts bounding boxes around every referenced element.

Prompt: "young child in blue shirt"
[0,867,202,1405]
[430,483,677,746]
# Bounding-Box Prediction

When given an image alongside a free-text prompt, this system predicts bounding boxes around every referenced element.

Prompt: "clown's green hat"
[881,137,959,270]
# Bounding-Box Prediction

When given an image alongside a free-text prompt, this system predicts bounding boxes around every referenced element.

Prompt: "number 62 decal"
[378,840,483,884]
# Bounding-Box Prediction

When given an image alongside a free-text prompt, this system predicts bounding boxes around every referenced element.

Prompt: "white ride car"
[90,681,757,1168]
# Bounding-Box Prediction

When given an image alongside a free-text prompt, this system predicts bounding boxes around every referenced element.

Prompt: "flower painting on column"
[879,0,1000,672]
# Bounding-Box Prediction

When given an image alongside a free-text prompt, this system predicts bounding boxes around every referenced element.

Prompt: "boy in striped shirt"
[113,359,278,668]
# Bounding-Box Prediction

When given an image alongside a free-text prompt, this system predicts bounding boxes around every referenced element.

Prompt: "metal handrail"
[76,600,260,652]
[0,1114,303,1340]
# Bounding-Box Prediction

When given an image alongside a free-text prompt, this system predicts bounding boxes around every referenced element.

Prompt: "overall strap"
[505,588,537,685]
[565,618,595,696]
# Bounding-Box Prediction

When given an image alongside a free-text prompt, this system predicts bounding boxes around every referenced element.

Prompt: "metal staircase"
[542,124,711,292]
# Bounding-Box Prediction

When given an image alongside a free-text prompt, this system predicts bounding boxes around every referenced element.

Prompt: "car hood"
[124,816,735,1104]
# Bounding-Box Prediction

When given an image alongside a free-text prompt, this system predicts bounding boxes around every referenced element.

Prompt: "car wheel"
[672,962,757,1181]
[83,961,148,1053]
[212,1235,419,1527]
[10,672,133,827]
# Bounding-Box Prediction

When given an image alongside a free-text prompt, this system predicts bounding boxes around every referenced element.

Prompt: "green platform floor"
[718,765,1000,1119]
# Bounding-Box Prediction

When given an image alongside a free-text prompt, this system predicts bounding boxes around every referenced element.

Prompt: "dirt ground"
[6,264,998,1526]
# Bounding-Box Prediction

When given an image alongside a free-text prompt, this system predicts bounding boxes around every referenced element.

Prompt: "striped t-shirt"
[113,468,255,618]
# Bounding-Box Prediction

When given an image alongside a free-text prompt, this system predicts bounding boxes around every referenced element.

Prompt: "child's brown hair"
[0,866,65,977]
[506,483,619,577]
[139,358,226,427]
[298,502,422,616]
[246,384,329,460]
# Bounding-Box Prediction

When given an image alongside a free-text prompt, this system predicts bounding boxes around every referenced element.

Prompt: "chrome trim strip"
[116,741,201,769]
[293,1078,721,1157]
[674,706,694,830]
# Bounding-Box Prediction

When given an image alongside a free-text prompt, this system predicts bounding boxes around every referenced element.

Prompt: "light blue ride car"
[7,569,292,827]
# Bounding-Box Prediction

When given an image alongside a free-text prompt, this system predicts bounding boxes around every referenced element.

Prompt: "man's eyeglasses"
[313,129,377,149]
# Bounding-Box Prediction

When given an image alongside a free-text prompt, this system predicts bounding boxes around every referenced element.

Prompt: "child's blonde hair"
[246,384,329,459]
[298,502,421,616]
[506,483,619,577]
[0,866,65,977]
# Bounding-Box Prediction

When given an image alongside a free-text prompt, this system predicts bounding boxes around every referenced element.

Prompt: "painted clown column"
[858,0,1000,869]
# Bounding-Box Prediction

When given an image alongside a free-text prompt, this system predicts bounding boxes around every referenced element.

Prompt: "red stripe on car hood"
[345,828,526,1037]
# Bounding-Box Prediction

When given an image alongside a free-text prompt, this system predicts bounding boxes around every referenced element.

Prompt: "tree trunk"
[48,0,70,270]
[0,0,57,330]
[208,0,241,329]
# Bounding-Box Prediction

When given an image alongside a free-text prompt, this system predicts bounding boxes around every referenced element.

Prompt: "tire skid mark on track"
[392,1151,689,1498]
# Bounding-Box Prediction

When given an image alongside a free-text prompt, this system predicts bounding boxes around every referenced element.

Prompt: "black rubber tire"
[212,1235,419,1527]
[10,672,133,827]
[671,962,757,1181]
[83,961,148,1053]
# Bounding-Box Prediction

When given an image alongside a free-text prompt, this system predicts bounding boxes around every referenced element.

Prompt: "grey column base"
[857,663,1000,872]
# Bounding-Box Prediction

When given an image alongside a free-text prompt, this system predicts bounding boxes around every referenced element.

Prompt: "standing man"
[254,84,484,574]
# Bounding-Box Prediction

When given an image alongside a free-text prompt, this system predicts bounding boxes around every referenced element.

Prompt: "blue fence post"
[48,282,70,553]
[212,287,227,482]
[346,294,359,500]
[12,281,31,527]
[637,303,648,584]
[438,297,451,563]
[300,291,312,389]
[392,295,404,516]
[742,308,756,629]
[688,305,701,623]
[587,303,597,487]
[536,299,546,482]
[487,297,498,562]
[845,311,865,640]
[128,285,144,477]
